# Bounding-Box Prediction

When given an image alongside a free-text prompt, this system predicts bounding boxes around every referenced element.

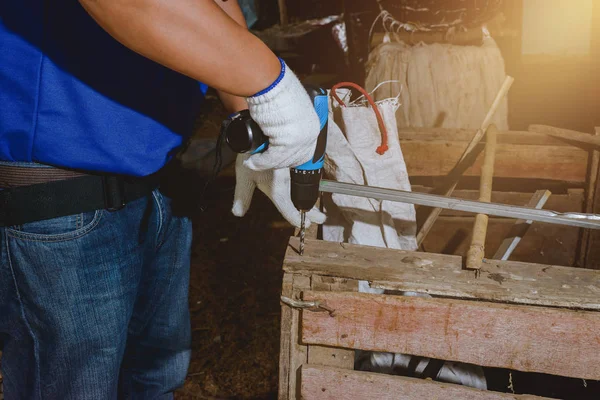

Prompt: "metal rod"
[319,180,600,230]
[493,190,552,261]
[299,211,306,256]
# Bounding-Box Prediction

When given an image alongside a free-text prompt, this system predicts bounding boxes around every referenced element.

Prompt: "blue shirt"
[0,1,206,177]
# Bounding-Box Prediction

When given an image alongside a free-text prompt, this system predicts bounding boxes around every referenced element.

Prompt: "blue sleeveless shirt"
[0,1,206,177]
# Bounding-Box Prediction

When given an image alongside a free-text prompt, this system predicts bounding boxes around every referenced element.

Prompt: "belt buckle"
[103,176,126,211]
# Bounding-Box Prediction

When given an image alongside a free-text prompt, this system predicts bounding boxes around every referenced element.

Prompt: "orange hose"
[330,82,389,155]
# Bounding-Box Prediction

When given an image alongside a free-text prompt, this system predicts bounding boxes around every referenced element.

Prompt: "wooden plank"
[279,273,310,400]
[398,128,570,146]
[278,273,295,400]
[530,124,600,149]
[400,141,588,182]
[411,187,584,217]
[307,276,357,370]
[301,365,547,400]
[493,190,552,261]
[284,238,600,310]
[421,216,580,267]
[311,276,359,293]
[301,292,600,380]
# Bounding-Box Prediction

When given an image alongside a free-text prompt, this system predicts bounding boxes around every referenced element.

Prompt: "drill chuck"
[290,168,323,211]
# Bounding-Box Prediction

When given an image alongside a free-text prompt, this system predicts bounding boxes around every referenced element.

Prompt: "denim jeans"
[0,189,192,399]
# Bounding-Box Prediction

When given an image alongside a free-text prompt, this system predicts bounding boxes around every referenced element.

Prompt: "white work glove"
[232,154,326,228]
[244,59,321,171]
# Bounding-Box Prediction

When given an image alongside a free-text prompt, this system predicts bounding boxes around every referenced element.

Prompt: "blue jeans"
[0,189,193,399]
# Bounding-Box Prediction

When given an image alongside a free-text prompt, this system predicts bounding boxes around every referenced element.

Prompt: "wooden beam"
[467,126,498,269]
[530,124,600,149]
[279,273,310,400]
[399,128,574,146]
[301,365,548,400]
[284,238,600,310]
[400,141,589,182]
[493,190,552,261]
[301,292,600,380]
[278,273,295,400]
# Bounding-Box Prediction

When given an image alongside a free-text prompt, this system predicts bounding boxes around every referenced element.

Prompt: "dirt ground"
[176,177,290,400]
[174,95,289,400]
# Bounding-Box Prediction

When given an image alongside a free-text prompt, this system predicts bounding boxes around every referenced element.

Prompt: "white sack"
[365,35,509,130]
[323,92,418,296]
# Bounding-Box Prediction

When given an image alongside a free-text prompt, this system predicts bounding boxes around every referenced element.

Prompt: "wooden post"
[417,76,514,246]
[278,273,309,400]
[466,125,498,270]
[581,127,600,267]
[278,0,288,27]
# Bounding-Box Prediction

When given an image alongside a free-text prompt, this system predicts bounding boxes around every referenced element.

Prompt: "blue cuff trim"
[250,58,286,98]
[198,82,209,95]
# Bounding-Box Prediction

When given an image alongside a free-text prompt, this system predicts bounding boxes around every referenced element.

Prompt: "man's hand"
[232,154,326,228]
[244,60,321,171]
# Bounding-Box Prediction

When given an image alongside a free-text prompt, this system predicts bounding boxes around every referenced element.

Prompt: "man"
[0,0,325,398]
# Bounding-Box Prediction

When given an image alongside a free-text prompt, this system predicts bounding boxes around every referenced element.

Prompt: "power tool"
[223,85,328,255]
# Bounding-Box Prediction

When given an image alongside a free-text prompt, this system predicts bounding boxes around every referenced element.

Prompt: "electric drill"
[223,85,328,255]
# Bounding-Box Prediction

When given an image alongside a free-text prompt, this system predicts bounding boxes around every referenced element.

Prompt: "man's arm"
[78,0,280,97]
[213,0,250,113]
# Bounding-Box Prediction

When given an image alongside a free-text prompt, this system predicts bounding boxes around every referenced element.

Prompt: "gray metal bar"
[319,180,600,230]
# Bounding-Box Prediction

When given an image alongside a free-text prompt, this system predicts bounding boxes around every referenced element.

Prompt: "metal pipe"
[319,180,600,230]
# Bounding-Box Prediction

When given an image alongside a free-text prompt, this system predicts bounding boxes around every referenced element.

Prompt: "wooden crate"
[397,128,596,267]
[279,238,600,399]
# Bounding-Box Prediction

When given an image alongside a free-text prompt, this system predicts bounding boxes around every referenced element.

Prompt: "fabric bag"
[323,85,487,389]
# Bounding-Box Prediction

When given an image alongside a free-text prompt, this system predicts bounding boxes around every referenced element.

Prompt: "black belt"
[0,174,159,227]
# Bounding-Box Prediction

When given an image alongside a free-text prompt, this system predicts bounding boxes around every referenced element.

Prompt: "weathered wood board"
[307,276,356,370]
[398,128,587,147]
[284,238,600,310]
[400,141,588,182]
[420,216,580,267]
[279,274,310,400]
[301,291,600,380]
[301,365,548,400]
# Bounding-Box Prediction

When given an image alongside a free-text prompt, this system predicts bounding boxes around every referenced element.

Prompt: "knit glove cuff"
[244,59,321,171]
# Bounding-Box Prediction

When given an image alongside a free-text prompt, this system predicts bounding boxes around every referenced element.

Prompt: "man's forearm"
[213,0,250,113]
[79,0,280,97]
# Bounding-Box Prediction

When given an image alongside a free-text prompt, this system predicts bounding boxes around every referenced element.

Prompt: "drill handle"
[293,86,328,171]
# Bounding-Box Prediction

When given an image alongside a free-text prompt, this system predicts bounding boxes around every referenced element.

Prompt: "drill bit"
[299,211,306,256]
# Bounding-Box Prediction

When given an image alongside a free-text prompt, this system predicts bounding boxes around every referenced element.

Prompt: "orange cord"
[330,82,389,155]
